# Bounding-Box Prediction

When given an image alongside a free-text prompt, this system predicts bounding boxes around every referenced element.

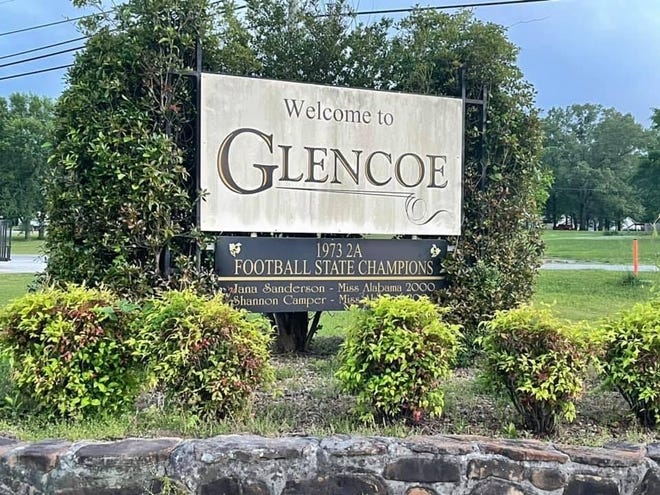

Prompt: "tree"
[0,93,54,239]
[387,10,548,356]
[542,104,647,230]
[47,0,224,295]
[634,109,660,222]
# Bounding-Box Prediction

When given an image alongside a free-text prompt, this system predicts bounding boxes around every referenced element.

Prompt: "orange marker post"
[633,238,639,277]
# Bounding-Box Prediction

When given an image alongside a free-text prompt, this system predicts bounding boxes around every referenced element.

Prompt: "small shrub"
[133,290,273,419]
[600,298,660,427]
[478,305,595,435]
[335,295,461,423]
[0,285,140,419]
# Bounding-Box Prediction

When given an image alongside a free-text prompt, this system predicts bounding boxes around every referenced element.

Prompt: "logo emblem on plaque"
[228,242,242,258]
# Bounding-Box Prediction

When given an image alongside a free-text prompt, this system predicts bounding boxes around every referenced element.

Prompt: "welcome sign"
[200,74,463,235]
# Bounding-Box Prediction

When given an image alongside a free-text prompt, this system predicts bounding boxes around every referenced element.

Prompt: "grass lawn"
[7,238,44,255]
[543,230,660,265]
[0,274,34,307]
[532,270,659,322]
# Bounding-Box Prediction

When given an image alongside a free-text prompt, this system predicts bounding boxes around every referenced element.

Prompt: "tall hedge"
[388,11,547,357]
[46,0,221,297]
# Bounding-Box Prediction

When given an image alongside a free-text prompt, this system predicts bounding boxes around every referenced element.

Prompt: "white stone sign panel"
[200,74,463,235]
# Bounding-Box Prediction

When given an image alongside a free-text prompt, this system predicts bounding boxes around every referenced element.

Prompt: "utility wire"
[0,3,247,80]
[0,0,539,38]
[0,46,83,69]
[0,36,87,61]
[0,9,114,37]
[0,3,246,38]
[0,1,548,82]
[316,0,555,17]
[0,64,73,81]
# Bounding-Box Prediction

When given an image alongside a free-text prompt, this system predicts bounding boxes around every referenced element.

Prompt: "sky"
[0,0,659,126]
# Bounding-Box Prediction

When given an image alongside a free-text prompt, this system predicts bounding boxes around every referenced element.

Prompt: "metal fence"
[0,219,11,261]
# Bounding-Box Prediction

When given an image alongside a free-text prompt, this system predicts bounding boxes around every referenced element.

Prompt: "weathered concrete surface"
[0,434,656,494]
[0,254,46,274]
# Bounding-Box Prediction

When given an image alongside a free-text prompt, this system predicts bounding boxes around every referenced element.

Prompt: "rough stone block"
[7,439,71,472]
[468,478,532,495]
[403,436,474,455]
[564,474,619,495]
[646,443,660,463]
[188,435,316,464]
[478,440,568,463]
[199,477,270,495]
[282,474,388,494]
[467,458,524,481]
[383,457,460,483]
[634,469,660,495]
[320,436,388,457]
[74,438,180,467]
[0,438,22,458]
[557,444,645,467]
[527,467,566,490]
[54,483,163,495]
[603,441,646,455]
[406,488,438,495]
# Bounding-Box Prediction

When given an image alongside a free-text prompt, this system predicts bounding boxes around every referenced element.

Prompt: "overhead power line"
[0,2,247,80]
[0,1,550,82]
[0,0,541,38]
[0,36,87,61]
[0,46,83,69]
[0,9,114,38]
[0,64,73,81]
[0,3,246,38]
[316,0,555,17]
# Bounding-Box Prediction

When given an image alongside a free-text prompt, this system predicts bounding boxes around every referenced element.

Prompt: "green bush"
[479,305,594,435]
[335,295,461,423]
[133,290,274,418]
[600,298,660,427]
[0,285,140,419]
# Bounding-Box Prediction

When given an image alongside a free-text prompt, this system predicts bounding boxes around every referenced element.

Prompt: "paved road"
[1,255,657,274]
[542,260,659,272]
[0,254,47,274]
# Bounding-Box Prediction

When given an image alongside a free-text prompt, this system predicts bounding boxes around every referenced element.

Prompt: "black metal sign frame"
[171,40,488,315]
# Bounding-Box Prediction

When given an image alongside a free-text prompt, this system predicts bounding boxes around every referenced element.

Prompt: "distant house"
[622,217,645,231]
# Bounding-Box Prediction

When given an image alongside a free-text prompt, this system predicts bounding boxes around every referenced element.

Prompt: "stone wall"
[0,434,659,494]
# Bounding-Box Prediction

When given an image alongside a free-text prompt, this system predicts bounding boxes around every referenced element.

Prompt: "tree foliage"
[634,109,660,222]
[47,0,222,296]
[0,93,54,238]
[542,104,648,230]
[386,10,548,356]
[47,0,547,353]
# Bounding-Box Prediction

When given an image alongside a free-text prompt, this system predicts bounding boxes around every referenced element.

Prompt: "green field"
[543,230,660,265]
[0,274,34,307]
[532,270,658,321]
[7,238,44,255]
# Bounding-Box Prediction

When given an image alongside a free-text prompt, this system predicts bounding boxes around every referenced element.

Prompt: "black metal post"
[460,66,488,191]
[194,38,203,271]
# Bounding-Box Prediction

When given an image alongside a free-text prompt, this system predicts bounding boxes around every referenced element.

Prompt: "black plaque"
[215,237,447,312]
